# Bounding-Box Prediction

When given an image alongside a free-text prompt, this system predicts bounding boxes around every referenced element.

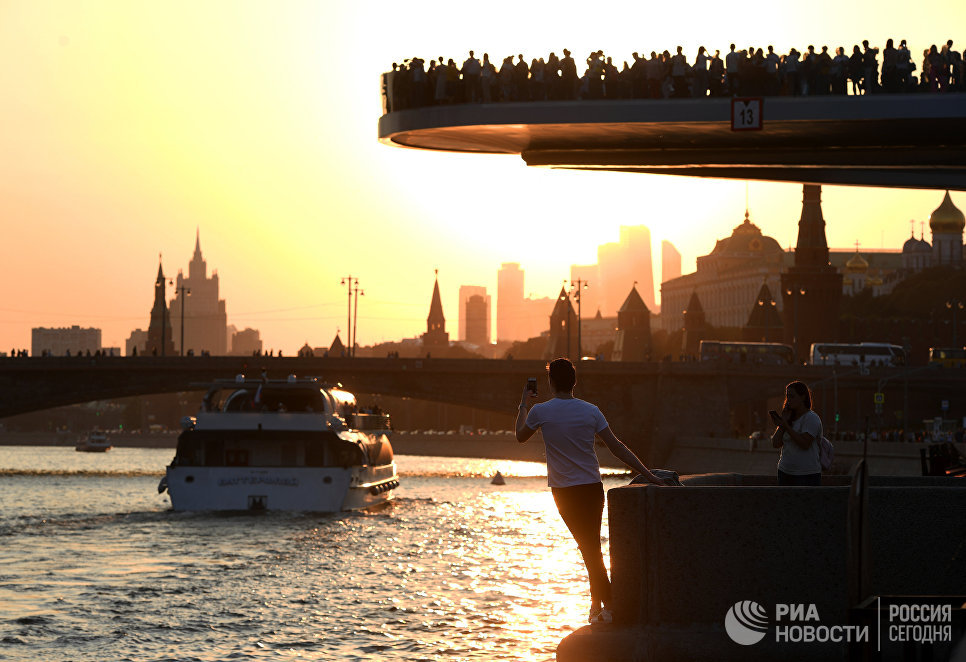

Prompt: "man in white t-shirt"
[515,358,669,625]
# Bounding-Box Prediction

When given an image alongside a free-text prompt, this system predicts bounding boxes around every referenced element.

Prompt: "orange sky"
[1,1,962,352]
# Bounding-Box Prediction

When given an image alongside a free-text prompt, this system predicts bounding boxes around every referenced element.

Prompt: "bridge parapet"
[2,357,962,466]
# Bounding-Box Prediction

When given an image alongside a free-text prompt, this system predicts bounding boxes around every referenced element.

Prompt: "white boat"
[159,375,398,512]
[76,429,112,452]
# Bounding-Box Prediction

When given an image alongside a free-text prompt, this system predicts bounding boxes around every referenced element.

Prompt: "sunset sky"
[1,1,963,353]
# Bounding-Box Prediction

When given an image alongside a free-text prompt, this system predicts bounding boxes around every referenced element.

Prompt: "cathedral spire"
[794,184,830,267]
[422,270,449,353]
[427,270,445,330]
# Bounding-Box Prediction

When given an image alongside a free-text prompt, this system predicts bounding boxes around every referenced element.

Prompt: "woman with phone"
[515,357,669,625]
[770,380,823,486]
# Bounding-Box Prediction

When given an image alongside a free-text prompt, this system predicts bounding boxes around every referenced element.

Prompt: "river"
[0,446,629,661]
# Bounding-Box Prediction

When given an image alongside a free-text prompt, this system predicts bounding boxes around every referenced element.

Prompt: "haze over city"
[2,1,964,353]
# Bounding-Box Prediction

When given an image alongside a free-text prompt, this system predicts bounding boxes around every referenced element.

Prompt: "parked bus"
[809,342,906,367]
[928,347,966,368]
[699,341,795,365]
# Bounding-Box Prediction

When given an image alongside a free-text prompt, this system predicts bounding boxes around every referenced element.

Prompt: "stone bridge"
[1,356,961,464]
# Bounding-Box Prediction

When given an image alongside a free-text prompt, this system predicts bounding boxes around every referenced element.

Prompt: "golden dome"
[867,276,883,287]
[929,191,965,233]
[845,251,869,274]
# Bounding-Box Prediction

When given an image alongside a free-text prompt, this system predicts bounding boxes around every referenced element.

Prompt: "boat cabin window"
[207,386,329,413]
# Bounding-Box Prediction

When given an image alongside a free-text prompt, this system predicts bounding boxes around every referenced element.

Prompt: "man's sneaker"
[588,606,613,624]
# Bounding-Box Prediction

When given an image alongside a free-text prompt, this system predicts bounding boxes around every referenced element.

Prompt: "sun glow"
[1,1,962,351]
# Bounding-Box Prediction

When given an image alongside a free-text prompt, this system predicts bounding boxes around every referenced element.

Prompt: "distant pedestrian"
[770,381,823,486]
[515,358,671,625]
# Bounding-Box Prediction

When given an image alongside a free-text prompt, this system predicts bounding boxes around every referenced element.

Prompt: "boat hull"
[165,462,397,512]
[76,444,112,452]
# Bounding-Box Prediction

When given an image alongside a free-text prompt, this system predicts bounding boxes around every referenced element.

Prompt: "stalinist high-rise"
[170,230,228,355]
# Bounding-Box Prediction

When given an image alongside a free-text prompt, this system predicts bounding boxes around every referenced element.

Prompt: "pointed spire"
[618,285,648,313]
[746,282,783,330]
[685,290,705,316]
[156,254,165,283]
[793,184,830,267]
[427,271,445,325]
[194,227,202,259]
[552,286,576,317]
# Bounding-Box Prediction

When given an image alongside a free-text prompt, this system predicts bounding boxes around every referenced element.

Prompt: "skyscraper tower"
[597,225,655,314]
[661,240,682,285]
[497,263,524,342]
[464,295,489,346]
[780,185,843,362]
[170,230,228,355]
[422,271,449,353]
[458,285,490,343]
[146,258,174,356]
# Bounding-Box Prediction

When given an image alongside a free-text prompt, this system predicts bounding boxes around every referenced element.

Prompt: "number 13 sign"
[731,98,763,131]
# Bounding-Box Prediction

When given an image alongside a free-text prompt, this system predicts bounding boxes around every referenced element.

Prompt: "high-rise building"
[497,262,525,342]
[230,328,262,356]
[126,329,148,356]
[465,294,489,346]
[661,240,682,287]
[31,326,101,357]
[146,260,175,356]
[458,285,490,344]
[170,230,228,355]
[597,225,655,315]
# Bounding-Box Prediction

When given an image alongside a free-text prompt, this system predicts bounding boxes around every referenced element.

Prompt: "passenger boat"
[158,375,398,512]
[76,429,112,452]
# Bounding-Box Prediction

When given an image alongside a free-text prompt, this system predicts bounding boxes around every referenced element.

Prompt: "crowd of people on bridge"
[383,39,964,112]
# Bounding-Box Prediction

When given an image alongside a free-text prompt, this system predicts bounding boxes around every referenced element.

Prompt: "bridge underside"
[378,95,966,190]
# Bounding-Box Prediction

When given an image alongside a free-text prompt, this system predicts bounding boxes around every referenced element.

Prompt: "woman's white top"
[777,409,823,475]
[525,397,607,488]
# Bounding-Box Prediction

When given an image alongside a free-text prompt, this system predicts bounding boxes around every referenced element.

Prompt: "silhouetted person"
[461,50,481,103]
[560,49,577,99]
[516,358,670,625]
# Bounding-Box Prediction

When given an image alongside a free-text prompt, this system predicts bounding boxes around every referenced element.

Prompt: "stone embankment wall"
[558,474,966,662]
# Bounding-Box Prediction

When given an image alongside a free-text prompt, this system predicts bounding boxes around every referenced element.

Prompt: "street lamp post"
[176,284,190,356]
[558,285,570,359]
[947,299,964,346]
[352,280,364,358]
[570,279,589,359]
[341,276,357,356]
[785,286,806,362]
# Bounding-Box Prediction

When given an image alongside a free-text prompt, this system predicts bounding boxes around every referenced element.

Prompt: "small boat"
[159,375,398,512]
[76,429,112,452]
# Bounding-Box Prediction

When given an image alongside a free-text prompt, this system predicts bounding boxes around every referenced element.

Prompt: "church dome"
[929,191,965,234]
[902,233,921,253]
[845,251,869,274]
[710,211,783,256]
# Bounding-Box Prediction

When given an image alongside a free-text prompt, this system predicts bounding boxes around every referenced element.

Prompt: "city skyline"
[2,2,964,353]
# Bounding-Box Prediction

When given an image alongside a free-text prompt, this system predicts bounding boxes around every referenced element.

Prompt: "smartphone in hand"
[768,409,782,424]
[526,377,537,395]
